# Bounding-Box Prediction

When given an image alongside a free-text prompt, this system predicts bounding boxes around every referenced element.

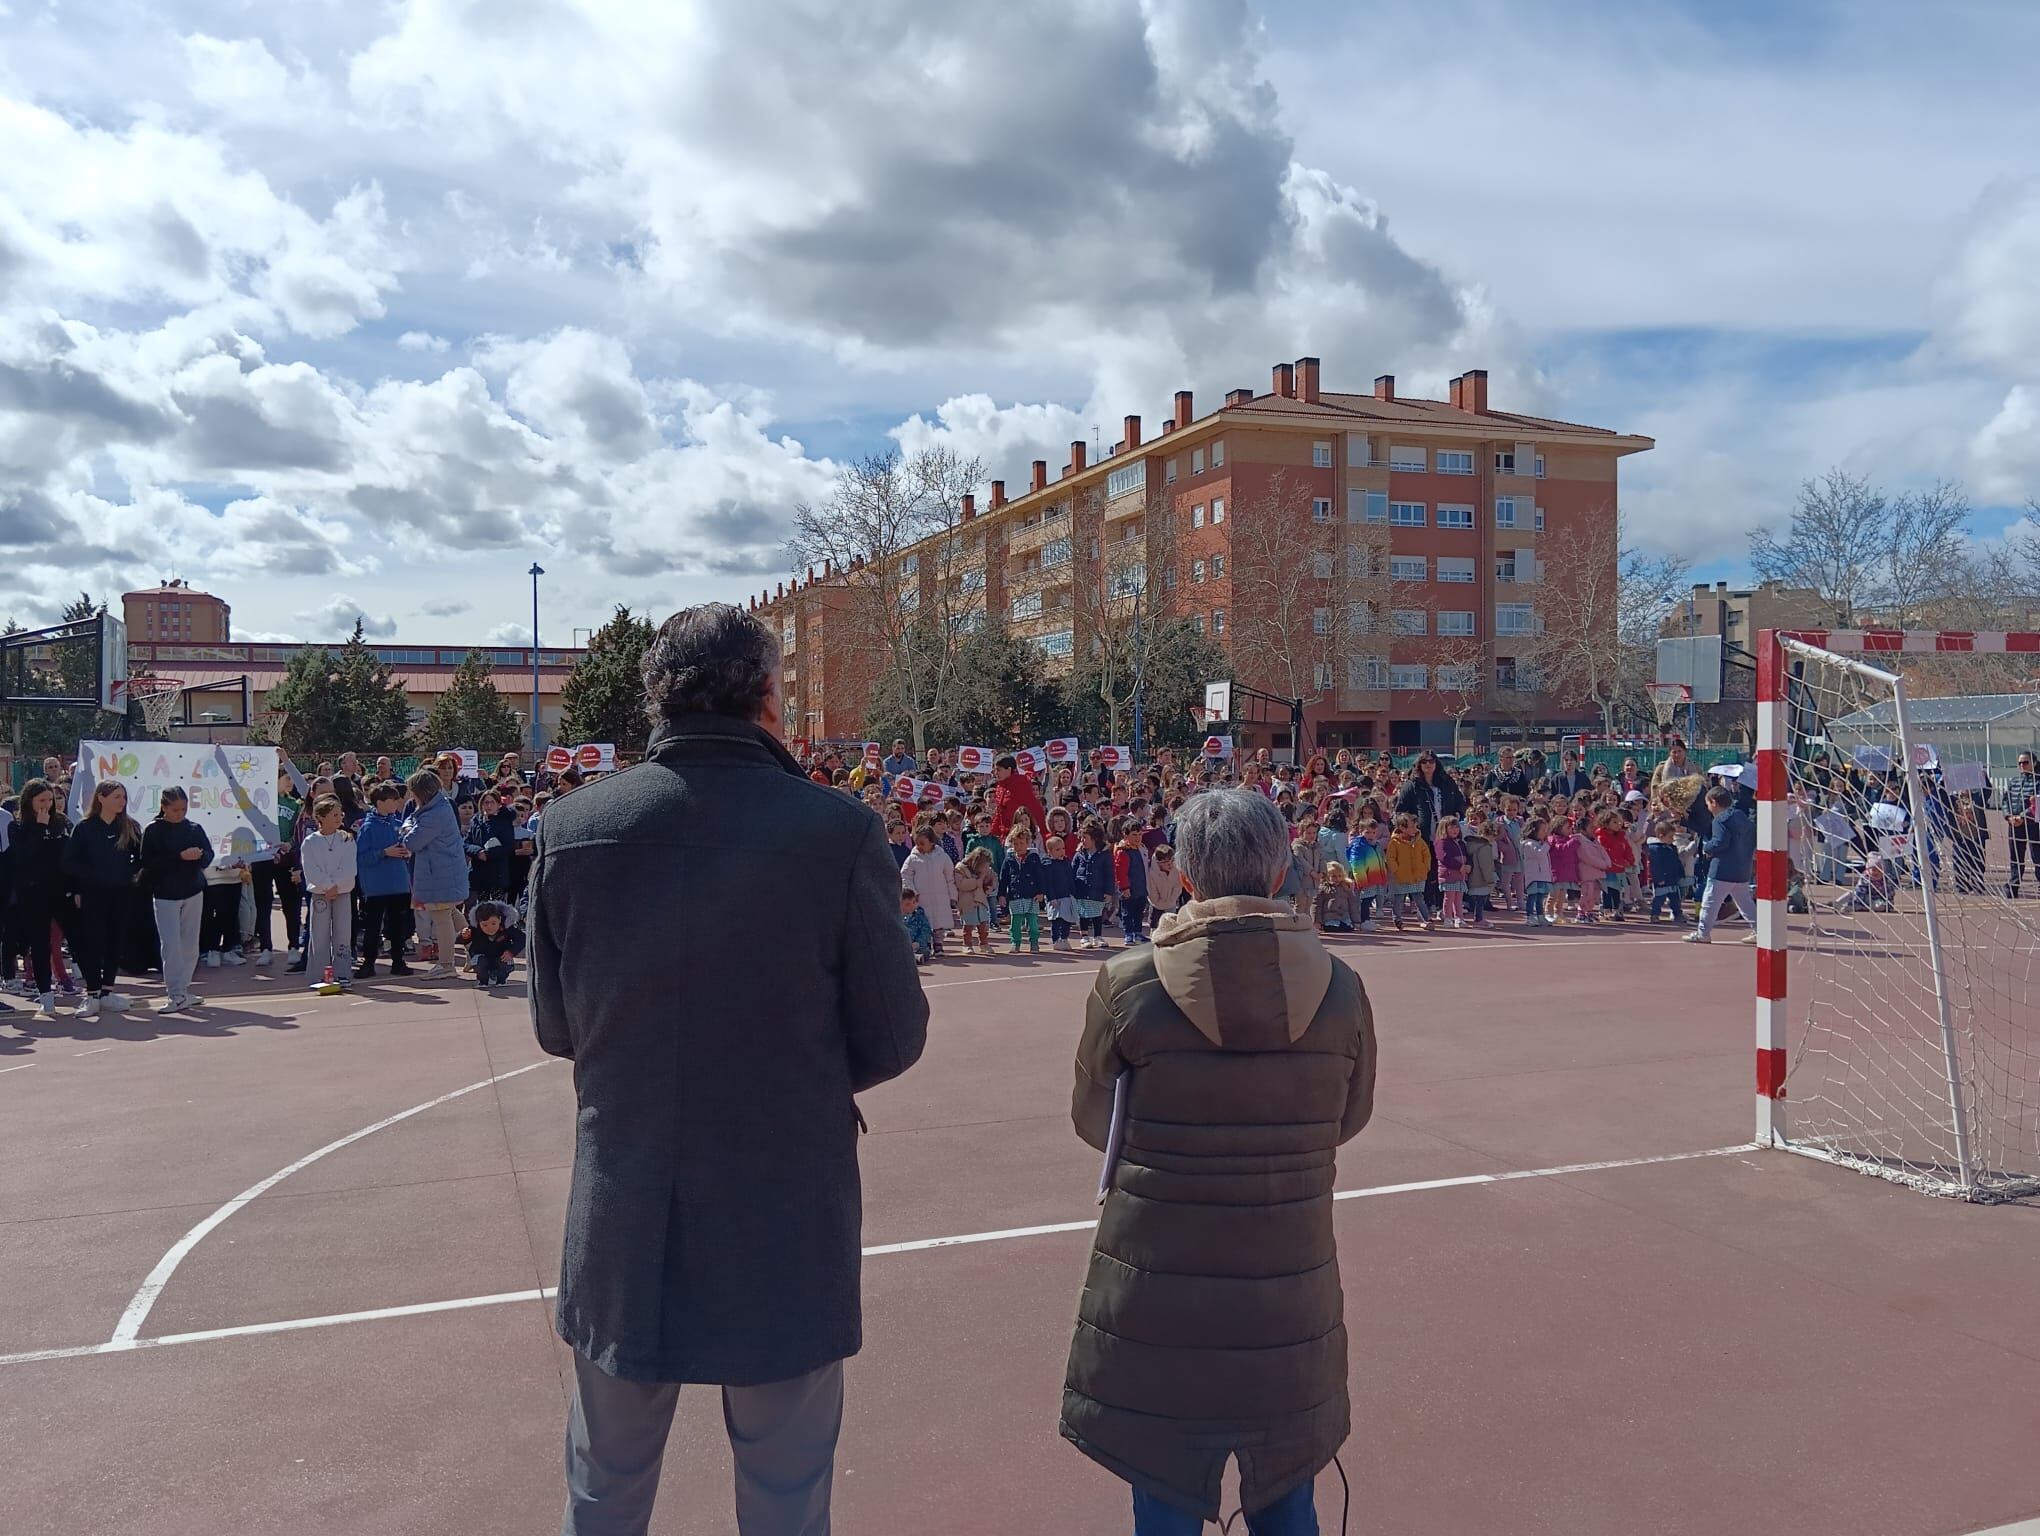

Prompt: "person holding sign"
[989,753,1046,839]
[140,787,213,1014]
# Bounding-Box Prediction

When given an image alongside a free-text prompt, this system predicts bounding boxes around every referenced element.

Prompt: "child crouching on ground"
[901,887,934,964]
[464,900,525,990]
[1315,861,1357,933]
[1832,853,1896,913]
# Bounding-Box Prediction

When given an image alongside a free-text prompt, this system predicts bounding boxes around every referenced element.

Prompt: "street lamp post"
[528,563,545,758]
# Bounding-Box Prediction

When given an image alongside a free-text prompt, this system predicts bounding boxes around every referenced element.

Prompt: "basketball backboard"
[1655,635,1723,704]
[1203,680,1232,722]
[100,610,128,712]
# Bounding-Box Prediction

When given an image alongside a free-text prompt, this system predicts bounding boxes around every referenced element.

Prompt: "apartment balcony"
[1102,492,1146,524]
[1005,558,1075,598]
[1004,510,1069,556]
[1335,687,1390,714]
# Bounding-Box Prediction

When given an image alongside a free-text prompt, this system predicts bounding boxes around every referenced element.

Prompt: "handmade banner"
[1095,745,1131,770]
[954,745,997,774]
[71,741,283,863]
[1014,746,1048,776]
[573,743,617,772]
[1043,736,1079,765]
[1200,735,1235,761]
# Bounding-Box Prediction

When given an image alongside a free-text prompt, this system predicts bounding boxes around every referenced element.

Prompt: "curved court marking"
[1,1141,1755,1369]
[106,1059,555,1350]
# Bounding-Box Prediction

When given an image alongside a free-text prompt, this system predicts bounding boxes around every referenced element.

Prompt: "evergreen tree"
[263,646,349,756]
[335,620,415,752]
[1060,620,1227,753]
[558,606,655,749]
[419,649,526,754]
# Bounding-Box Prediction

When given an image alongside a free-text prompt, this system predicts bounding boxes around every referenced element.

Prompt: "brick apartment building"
[124,580,232,645]
[753,359,1652,752]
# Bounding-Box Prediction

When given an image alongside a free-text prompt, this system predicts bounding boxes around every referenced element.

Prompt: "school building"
[751,358,1653,754]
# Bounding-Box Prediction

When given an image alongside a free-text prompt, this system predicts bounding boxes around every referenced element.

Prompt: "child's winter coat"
[1519,837,1555,886]
[1575,832,1612,883]
[355,809,412,899]
[1040,852,1077,903]
[1463,830,1498,895]
[1645,838,1685,891]
[1070,846,1113,902]
[999,849,1047,904]
[901,844,959,931]
[1433,832,1469,886]
[1546,830,1582,885]
[1112,843,1148,904]
[953,861,992,916]
[1313,881,1358,929]
[902,905,934,959]
[1385,834,1432,889]
[1595,825,1635,876]
[1346,832,1388,893]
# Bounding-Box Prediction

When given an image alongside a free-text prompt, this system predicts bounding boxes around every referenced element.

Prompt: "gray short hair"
[1173,789,1291,899]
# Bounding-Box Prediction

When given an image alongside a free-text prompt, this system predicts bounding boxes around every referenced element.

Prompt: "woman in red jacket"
[989,754,1047,838]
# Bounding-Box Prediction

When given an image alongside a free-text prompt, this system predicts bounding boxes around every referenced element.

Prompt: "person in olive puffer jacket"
[1062,789,1376,1533]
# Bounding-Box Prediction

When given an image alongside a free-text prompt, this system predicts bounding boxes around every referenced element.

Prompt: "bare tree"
[1749,469,1888,625]
[1522,519,1689,738]
[1429,634,1488,754]
[1076,483,1180,745]
[1228,469,1358,709]
[1881,481,1972,625]
[788,446,984,753]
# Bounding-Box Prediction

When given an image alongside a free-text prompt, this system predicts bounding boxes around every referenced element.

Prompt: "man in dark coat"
[530,603,929,1536]
[1063,789,1376,1533]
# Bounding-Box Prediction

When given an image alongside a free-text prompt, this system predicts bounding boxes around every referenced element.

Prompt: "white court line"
[0,1141,1752,1368]
[73,1047,112,1057]
[0,1063,34,1076]
[104,1060,554,1349]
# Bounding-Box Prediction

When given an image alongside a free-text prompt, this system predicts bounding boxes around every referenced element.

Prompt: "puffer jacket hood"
[1149,896,1332,1049]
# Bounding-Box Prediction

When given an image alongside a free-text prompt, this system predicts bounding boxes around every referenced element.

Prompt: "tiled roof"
[1229,389,1633,439]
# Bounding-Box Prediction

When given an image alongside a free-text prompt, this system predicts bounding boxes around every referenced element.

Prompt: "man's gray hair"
[1173,789,1292,900]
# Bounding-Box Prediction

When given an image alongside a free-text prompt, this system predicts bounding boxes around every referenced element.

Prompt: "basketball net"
[1188,705,1208,729]
[131,680,186,736]
[1648,683,1689,731]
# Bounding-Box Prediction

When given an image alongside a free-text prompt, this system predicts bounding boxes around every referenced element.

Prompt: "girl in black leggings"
[7,779,70,1014]
[62,778,142,1019]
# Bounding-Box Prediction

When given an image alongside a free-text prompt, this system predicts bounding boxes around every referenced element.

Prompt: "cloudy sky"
[3,0,2037,646]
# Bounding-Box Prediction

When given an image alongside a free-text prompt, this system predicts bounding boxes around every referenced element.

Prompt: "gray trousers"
[561,1350,842,1536]
[152,894,202,1003]
[306,895,352,982]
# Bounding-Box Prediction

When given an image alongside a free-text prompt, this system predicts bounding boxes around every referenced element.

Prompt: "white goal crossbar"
[1756,629,2040,1200]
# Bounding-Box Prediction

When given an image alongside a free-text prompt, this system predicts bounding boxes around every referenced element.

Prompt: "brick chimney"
[1373,374,1395,402]
[1031,459,1048,493]
[1448,375,1465,409]
[1273,362,1295,399]
[1161,418,1174,434]
[1173,389,1193,427]
[1070,439,1087,473]
[1295,357,1321,404]
[989,480,1006,509]
[1123,414,1141,448]
[1225,386,1254,407]
[823,559,834,576]
[775,581,784,598]
[960,494,975,522]
[1463,368,1489,413]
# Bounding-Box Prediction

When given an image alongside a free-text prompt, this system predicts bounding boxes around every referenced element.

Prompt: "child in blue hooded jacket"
[355,783,414,978]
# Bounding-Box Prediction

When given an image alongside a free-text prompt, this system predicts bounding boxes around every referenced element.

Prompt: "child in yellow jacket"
[1385,812,1434,931]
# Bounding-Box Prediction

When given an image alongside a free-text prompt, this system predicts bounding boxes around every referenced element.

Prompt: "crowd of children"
[0,750,550,1019]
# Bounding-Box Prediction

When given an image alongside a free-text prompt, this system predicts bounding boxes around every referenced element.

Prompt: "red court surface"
[3,925,2038,1536]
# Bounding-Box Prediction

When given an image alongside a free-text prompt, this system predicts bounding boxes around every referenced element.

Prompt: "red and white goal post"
[1755,628,2040,1201]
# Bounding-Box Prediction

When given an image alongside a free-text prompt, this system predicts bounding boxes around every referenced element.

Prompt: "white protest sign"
[437,748,481,777]
[1014,747,1047,776]
[1910,742,1939,769]
[954,746,997,774]
[1878,833,1913,860]
[1851,744,1894,772]
[72,741,283,862]
[1043,736,1079,766]
[891,775,920,803]
[573,743,617,772]
[1941,760,1988,794]
[1200,735,1235,761]
[1095,745,1131,770]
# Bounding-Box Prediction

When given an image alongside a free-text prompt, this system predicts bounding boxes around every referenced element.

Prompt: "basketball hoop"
[1647,682,1690,732]
[130,678,187,737]
[1188,705,1209,729]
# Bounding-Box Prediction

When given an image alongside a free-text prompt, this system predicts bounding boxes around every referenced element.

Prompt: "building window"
[1494,554,1517,583]
[1011,592,1044,620]
[1534,454,1546,479]
[960,568,985,594]
[1392,608,1428,636]
[1389,501,1426,526]
[1106,461,1146,500]
[1436,504,1473,529]
[1495,497,1519,528]
[1436,449,1474,476]
[1437,662,1479,691]
[1211,439,1225,466]
[1314,661,1334,692]
[1191,613,1205,634]
[1346,601,1373,634]
[1437,610,1475,637]
[1389,555,1428,582]
[1211,608,1225,636]
[782,621,796,653]
[899,586,919,611]
[1192,503,1206,528]
[1494,451,1516,474]
[901,553,919,576]
[1043,538,1073,569]
[1534,504,1545,531]
[1346,545,1371,579]
[1192,448,1206,474]
[1347,432,1374,466]
[1166,458,1178,483]
[1037,628,1074,658]
[1389,664,1428,691]
[1312,441,1333,468]
[1389,445,1425,472]
[1496,603,1537,636]
[1192,558,1206,582]
[1351,656,1390,689]
[1312,497,1332,523]
[1211,553,1225,578]
[1312,607,1331,635]
[1210,497,1224,523]
[1313,552,1333,579]
[1164,565,1178,588]
[1437,557,1476,584]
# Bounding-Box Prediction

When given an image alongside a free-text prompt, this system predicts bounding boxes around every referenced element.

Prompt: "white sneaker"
[1683,931,1710,944]
[182,992,204,1009]
[78,996,101,1019]
[36,993,57,1019]
[103,993,132,1011]
[419,965,452,980]
[203,952,221,969]
[221,952,246,968]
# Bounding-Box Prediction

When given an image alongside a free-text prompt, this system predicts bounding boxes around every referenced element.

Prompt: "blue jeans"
[1133,1480,1317,1535]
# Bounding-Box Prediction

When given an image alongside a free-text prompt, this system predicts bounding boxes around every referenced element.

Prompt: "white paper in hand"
[1097,1070,1131,1206]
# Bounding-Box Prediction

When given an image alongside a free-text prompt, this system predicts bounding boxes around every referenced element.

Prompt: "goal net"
[1758,630,2040,1201]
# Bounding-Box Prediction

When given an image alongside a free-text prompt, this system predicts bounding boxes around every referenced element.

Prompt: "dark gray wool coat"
[530,713,929,1385]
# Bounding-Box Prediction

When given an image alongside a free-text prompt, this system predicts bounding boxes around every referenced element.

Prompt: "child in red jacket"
[1593,809,1636,922]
